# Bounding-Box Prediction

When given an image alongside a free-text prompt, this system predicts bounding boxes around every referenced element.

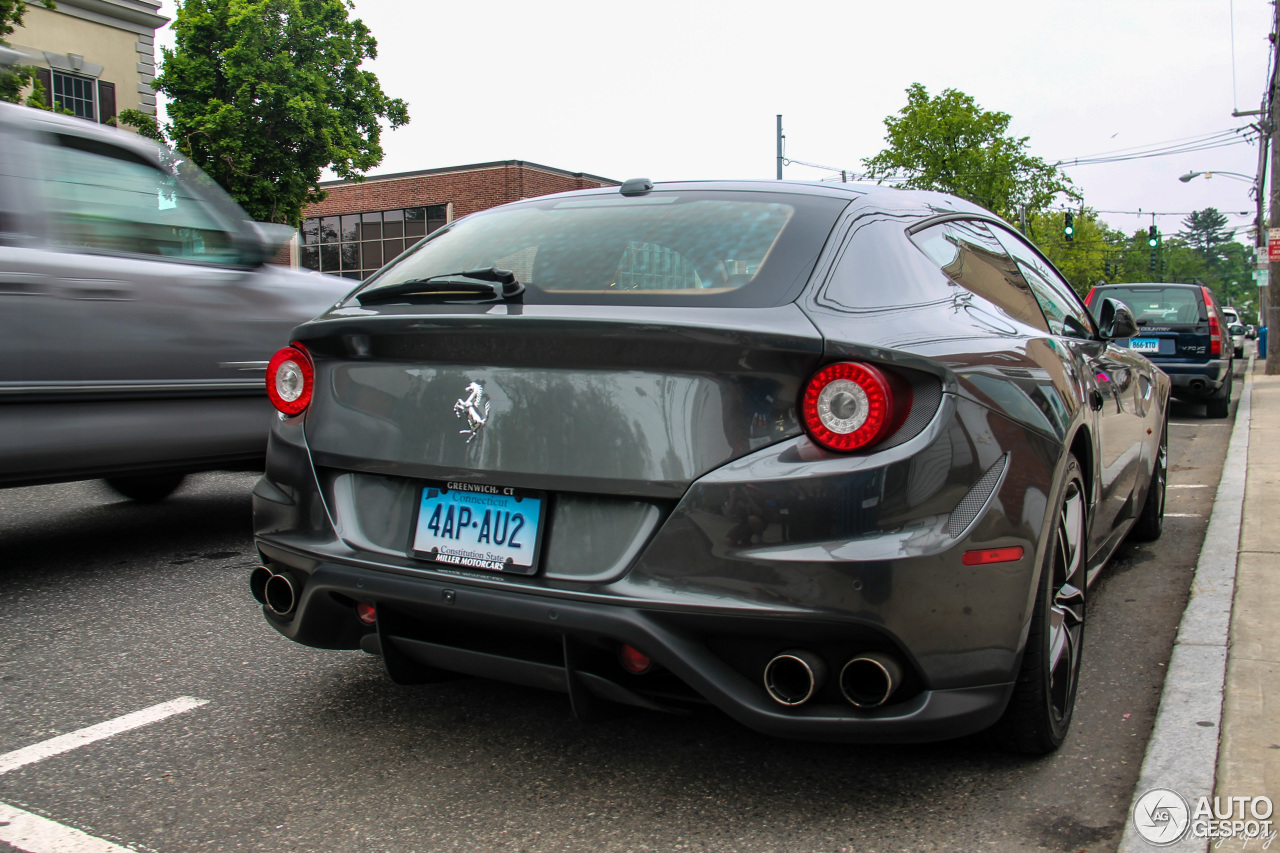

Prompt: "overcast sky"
[156,0,1275,242]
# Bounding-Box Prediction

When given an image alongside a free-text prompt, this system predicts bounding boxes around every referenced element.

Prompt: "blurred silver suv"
[0,102,352,500]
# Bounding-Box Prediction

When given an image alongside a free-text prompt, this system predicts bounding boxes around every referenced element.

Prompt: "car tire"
[1206,371,1232,419]
[104,473,186,503]
[990,453,1086,755]
[1128,416,1167,543]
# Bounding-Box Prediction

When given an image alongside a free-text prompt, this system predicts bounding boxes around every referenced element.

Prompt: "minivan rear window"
[353,190,850,308]
[1096,286,1202,325]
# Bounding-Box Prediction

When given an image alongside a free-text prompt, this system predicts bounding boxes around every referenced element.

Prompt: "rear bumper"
[1155,359,1232,398]
[254,547,1015,742]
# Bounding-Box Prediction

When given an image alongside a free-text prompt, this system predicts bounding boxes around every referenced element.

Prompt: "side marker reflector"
[962,546,1025,566]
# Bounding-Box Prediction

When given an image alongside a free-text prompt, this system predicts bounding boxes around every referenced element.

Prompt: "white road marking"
[1170,422,1231,427]
[1164,513,1204,518]
[0,801,138,852]
[0,696,207,775]
[1167,484,1210,489]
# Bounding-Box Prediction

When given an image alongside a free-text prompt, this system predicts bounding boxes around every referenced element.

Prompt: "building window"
[300,204,448,279]
[52,72,96,121]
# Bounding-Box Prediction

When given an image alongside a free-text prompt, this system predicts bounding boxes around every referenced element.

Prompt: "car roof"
[0,100,170,168]
[1094,282,1204,290]
[518,178,1000,220]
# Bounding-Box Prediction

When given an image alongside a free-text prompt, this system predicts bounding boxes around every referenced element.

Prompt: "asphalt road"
[0,371,1243,853]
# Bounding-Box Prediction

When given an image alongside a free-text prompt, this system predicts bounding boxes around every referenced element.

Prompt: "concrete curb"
[1116,365,1253,853]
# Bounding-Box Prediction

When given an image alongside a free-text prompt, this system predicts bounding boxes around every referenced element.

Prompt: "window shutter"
[97,81,116,124]
[34,68,52,107]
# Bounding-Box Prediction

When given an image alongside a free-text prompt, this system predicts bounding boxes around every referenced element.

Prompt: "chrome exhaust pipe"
[249,565,273,605]
[763,650,828,707]
[263,571,299,616]
[839,652,903,708]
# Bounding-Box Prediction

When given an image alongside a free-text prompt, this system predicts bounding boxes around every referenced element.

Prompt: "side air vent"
[946,453,1009,538]
[873,371,944,451]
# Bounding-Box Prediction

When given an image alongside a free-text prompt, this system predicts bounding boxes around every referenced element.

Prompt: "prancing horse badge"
[453,381,490,443]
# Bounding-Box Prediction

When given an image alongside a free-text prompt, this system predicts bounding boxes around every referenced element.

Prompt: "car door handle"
[57,279,136,301]
[1089,389,1104,411]
[0,272,44,295]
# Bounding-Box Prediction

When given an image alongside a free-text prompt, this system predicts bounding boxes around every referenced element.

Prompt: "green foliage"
[1026,209,1127,296]
[0,0,54,105]
[863,83,1077,221]
[1026,206,1256,314]
[117,107,166,142]
[156,0,409,224]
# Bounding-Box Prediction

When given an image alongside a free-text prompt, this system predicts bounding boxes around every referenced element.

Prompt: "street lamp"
[1179,170,1257,186]
[1178,168,1266,253]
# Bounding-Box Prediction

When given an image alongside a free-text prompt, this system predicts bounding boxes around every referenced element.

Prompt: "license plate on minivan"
[1125,338,1160,353]
[411,481,545,574]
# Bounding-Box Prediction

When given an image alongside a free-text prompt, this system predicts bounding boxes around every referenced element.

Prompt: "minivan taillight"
[1202,287,1222,357]
[266,343,314,415]
[801,362,910,452]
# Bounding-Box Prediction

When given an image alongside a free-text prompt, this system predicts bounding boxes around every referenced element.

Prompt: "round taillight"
[801,362,908,452]
[266,344,314,416]
[355,602,377,625]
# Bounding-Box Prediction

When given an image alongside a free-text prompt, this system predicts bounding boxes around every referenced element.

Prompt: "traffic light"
[1064,212,1074,242]
[1148,225,1159,247]
[1149,249,1157,272]
[1104,260,1112,277]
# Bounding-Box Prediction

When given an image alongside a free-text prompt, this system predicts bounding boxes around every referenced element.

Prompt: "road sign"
[1269,229,1280,262]
[1255,269,1269,287]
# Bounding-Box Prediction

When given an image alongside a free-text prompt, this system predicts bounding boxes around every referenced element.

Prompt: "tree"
[146,0,408,225]
[863,83,1077,222]
[1026,209,1127,296]
[0,0,54,105]
[1181,207,1232,258]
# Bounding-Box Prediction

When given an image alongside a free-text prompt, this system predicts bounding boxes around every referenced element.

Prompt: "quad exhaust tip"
[250,565,299,617]
[763,649,828,706]
[839,652,903,708]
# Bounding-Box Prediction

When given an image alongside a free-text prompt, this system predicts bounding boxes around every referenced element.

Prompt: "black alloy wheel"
[1129,416,1168,542]
[993,454,1087,754]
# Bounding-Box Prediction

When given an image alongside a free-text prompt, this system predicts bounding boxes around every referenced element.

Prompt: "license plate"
[411,481,546,575]
[1126,338,1159,353]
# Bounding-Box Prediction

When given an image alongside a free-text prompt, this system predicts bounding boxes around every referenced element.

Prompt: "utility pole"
[1270,0,1280,372]
[776,115,783,180]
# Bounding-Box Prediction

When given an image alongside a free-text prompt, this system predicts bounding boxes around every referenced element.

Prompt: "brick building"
[298,159,618,279]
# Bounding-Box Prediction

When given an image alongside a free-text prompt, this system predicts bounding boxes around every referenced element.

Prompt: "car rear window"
[1096,286,1202,325]
[353,190,850,307]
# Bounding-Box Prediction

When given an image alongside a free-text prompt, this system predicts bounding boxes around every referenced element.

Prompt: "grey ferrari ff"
[251,179,1169,754]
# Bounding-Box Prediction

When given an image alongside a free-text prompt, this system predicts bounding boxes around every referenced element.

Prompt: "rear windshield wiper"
[355,267,525,305]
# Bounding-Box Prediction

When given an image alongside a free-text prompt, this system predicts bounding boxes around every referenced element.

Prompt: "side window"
[991,226,1095,339]
[37,134,239,264]
[909,219,1049,332]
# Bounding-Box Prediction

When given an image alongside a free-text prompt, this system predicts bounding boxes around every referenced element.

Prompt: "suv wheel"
[1206,372,1232,419]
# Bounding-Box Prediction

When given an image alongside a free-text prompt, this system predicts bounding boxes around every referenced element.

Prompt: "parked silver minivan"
[0,102,352,500]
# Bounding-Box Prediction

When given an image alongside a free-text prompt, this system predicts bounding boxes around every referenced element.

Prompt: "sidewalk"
[1217,365,1280,803]
[1119,360,1280,852]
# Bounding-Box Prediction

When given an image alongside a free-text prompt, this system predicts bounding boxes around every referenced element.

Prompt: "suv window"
[37,134,240,264]
[1094,285,1203,326]
[991,226,1095,339]
[909,219,1048,332]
